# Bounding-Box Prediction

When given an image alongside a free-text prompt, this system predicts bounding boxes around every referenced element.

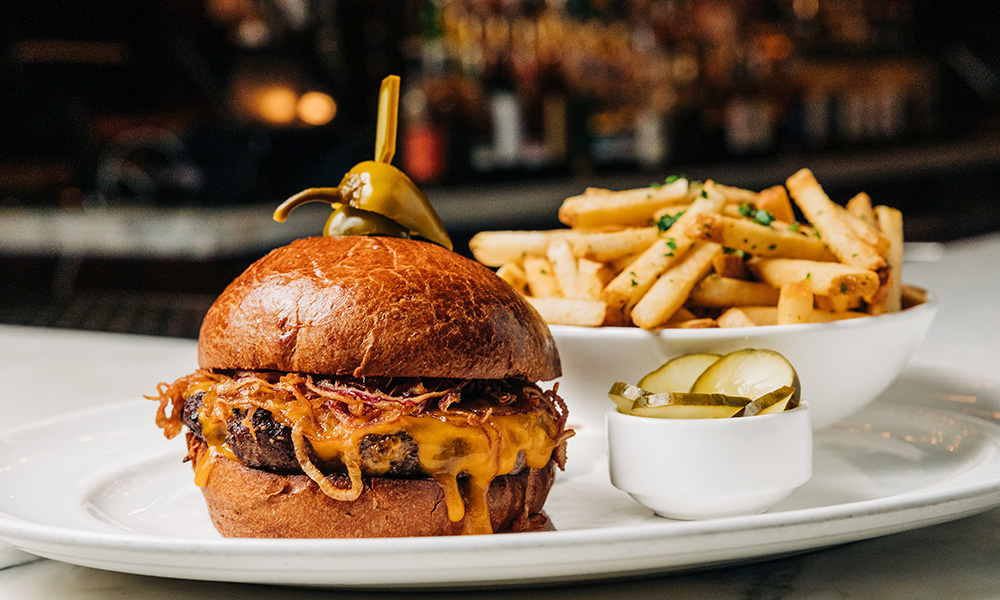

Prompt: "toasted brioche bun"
[198,236,560,381]
[188,436,555,538]
[180,236,566,538]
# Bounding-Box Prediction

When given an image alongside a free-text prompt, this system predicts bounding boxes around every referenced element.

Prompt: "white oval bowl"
[551,290,936,431]
[607,404,813,520]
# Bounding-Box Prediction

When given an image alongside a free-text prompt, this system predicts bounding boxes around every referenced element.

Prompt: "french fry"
[547,240,580,299]
[631,242,722,329]
[525,297,607,327]
[874,205,904,313]
[843,206,891,257]
[471,168,910,330]
[683,180,705,202]
[575,258,607,301]
[674,317,719,329]
[747,257,880,297]
[814,293,864,312]
[738,306,779,326]
[608,251,642,273]
[756,185,795,223]
[688,275,781,308]
[664,306,698,325]
[522,256,561,298]
[684,212,838,261]
[558,177,689,228]
[712,251,750,279]
[901,284,926,308]
[652,206,686,224]
[565,227,659,262]
[496,262,527,293]
[469,230,556,267]
[846,192,877,225]
[786,168,886,273]
[469,227,659,267]
[717,307,758,328]
[713,183,759,205]
[777,281,814,325]
[600,236,694,320]
[601,192,725,319]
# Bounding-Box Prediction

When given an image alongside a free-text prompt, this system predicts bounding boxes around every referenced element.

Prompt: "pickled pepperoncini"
[272,75,453,250]
[338,160,451,249]
[325,201,412,239]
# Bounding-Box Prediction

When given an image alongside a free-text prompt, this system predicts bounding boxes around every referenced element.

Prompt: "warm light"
[763,34,793,61]
[297,91,338,125]
[793,0,819,20]
[257,86,298,124]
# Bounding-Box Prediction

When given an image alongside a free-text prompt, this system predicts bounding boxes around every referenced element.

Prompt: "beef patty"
[181,391,527,478]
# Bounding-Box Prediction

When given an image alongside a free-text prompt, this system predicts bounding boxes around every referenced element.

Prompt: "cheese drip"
[152,371,569,535]
[307,410,559,534]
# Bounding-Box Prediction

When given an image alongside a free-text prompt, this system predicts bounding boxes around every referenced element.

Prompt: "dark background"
[2,0,998,338]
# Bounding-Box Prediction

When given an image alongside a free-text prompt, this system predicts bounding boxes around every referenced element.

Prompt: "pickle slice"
[631,404,744,419]
[731,385,797,418]
[632,391,751,419]
[637,353,722,393]
[608,381,648,413]
[609,381,751,418]
[690,348,801,407]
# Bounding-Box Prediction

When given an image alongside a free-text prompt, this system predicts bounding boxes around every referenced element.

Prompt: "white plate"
[1,368,999,589]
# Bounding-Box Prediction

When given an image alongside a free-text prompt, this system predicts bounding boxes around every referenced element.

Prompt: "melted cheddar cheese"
[152,370,570,535]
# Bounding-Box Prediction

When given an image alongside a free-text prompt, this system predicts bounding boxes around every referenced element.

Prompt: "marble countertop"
[2,233,999,598]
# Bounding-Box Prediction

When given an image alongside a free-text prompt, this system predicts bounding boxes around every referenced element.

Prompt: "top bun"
[198,236,560,381]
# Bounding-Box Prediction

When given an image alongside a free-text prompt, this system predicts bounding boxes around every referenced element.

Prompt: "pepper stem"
[374,75,400,164]
[272,187,341,223]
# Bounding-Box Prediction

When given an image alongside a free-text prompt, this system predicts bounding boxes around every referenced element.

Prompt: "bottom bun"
[188,436,556,538]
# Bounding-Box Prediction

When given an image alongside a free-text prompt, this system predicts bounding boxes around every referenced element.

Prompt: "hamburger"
[150,235,571,538]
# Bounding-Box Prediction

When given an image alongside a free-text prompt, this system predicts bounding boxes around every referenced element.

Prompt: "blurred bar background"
[2,0,998,338]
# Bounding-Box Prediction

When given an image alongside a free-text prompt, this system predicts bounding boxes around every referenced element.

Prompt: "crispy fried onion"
[291,422,363,501]
[541,383,572,469]
[148,369,571,498]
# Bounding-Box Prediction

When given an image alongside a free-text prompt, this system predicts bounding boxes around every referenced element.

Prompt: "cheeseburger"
[150,235,571,537]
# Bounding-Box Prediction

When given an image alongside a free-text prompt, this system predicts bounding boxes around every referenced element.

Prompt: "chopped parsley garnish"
[788,222,801,233]
[650,174,686,188]
[738,202,775,227]
[840,283,847,293]
[656,210,686,232]
[722,247,746,258]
